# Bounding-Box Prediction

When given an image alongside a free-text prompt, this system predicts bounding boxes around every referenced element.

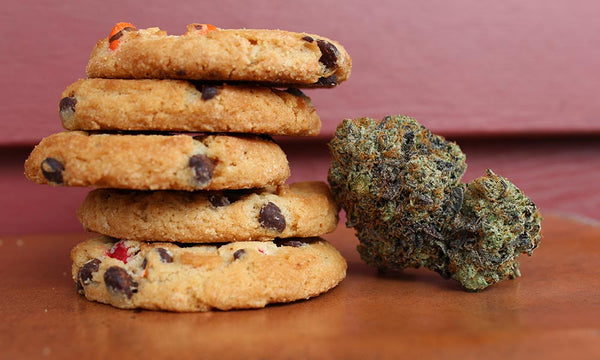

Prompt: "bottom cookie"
[71,236,347,312]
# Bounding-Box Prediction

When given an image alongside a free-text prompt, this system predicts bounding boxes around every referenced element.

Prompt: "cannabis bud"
[328,115,542,291]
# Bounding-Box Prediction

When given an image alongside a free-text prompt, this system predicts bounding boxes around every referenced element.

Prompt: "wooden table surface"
[1,214,599,359]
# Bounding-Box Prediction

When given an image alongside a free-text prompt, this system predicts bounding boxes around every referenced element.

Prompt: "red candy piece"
[106,241,130,263]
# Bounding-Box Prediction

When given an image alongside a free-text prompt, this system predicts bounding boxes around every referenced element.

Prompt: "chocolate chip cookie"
[60,79,320,135]
[78,182,339,243]
[24,131,289,190]
[71,236,347,311]
[87,23,351,87]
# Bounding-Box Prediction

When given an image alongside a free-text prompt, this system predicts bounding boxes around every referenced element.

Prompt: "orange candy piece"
[108,22,136,50]
[188,23,218,35]
[107,22,217,50]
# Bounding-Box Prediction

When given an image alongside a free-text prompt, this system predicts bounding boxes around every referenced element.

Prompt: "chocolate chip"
[208,192,230,207]
[259,202,286,232]
[79,259,101,284]
[315,74,338,86]
[176,70,187,76]
[233,249,246,260]
[104,266,138,299]
[190,82,220,100]
[275,239,304,248]
[189,154,215,186]
[77,259,101,294]
[141,257,147,270]
[108,27,136,42]
[59,97,76,114]
[201,86,219,100]
[157,248,173,263]
[316,40,339,70]
[302,35,314,43]
[40,157,65,184]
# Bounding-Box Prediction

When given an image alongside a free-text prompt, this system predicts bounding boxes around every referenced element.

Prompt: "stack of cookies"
[24,22,352,312]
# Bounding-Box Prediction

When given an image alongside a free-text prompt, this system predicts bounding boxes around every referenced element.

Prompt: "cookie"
[24,131,289,190]
[78,181,339,243]
[59,79,320,135]
[71,236,347,311]
[86,23,351,87]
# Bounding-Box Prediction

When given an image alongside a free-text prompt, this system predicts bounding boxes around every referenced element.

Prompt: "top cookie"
[86,23,352,87]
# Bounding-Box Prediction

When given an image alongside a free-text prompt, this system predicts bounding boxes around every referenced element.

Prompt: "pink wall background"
[2,0,600,145]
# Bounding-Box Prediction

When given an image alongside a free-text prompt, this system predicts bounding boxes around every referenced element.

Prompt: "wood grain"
[1,214,599,359]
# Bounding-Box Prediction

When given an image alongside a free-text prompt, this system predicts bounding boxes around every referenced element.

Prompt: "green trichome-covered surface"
[328,115,542,291]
